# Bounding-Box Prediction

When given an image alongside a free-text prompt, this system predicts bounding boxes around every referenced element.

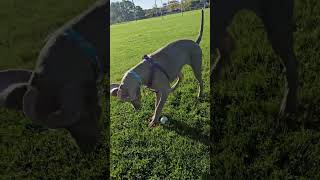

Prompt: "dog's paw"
[276,111,298,132]
[148,118,158,128]
[196,94,206,102]
[197,94,204,99]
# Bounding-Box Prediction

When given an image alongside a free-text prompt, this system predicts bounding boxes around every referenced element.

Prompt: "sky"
[110,0,173,9]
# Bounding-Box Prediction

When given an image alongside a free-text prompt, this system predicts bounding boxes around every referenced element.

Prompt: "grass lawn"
[211,0,320,178]
[1,1,109,179]
[110,9,210,178]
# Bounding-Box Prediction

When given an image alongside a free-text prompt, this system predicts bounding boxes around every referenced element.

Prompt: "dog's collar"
[63,29,104,85]
[128,70,142,85]
[142,55,170,87]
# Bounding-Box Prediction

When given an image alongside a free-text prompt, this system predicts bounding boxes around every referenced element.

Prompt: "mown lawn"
[1,1,109,179]
[110,9,210,178]
[211,0,320,178]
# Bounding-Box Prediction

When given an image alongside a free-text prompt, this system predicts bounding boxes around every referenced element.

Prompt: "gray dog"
[211,0,298,123]
[0,0,107,152]
[111,9,204,127]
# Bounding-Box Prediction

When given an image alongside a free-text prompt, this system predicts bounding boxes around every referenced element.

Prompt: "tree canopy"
[110,0,145,24]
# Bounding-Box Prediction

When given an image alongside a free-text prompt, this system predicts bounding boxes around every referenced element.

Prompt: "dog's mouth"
[117,95,141,110]
[110,85,141,110]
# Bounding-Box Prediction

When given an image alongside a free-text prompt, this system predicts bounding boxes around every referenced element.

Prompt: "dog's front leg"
[23,84,91,129]
[278,54,298,120]
[155,91,160,109]
[149,90,169,127]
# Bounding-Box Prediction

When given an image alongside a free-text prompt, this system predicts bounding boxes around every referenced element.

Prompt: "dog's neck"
[70,0,108,73]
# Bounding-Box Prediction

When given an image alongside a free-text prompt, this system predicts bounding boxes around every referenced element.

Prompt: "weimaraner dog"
[111,9,204,127]
[0,0,108,152]
[211,0,298,124]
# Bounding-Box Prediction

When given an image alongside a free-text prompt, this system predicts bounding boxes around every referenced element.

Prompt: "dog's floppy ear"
[110,83,120,97]
[0,69,32,92]
[0,83,29,110]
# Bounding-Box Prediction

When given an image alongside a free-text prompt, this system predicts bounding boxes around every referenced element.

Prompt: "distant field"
[110,9,210,178]
[211,0,320,178]
[0,1,109,179]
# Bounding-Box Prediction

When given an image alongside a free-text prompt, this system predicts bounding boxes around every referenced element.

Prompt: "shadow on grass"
[162,118,210,146]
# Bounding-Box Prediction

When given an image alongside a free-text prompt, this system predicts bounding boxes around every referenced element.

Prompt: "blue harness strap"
[124,55,170,89]
[63,29,103,84]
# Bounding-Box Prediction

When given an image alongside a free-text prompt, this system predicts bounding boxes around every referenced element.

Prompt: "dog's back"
[150,40,201,79]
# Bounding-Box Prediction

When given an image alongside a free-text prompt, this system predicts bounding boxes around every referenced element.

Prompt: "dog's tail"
[195,9,204,45]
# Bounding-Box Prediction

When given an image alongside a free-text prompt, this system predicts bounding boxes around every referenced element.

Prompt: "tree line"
[110,0,208,24]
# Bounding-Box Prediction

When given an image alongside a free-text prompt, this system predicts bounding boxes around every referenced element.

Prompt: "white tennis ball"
[160,116,168,124]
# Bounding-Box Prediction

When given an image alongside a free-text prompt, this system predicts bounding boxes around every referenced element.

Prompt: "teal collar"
[128,70,142,85]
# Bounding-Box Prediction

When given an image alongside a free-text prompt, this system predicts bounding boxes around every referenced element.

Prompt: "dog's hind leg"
[191,51,204,98]
[193,67,204,98]
[273,38,298,119]
[262,1,298,120]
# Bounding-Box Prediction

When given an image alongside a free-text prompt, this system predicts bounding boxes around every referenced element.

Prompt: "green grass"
[211,0,320,178]
[0,1,109,179]
[110,9,210,178]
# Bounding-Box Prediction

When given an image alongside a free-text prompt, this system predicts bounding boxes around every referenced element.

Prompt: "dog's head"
[110,73,142,110]
[23,83,103,153]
